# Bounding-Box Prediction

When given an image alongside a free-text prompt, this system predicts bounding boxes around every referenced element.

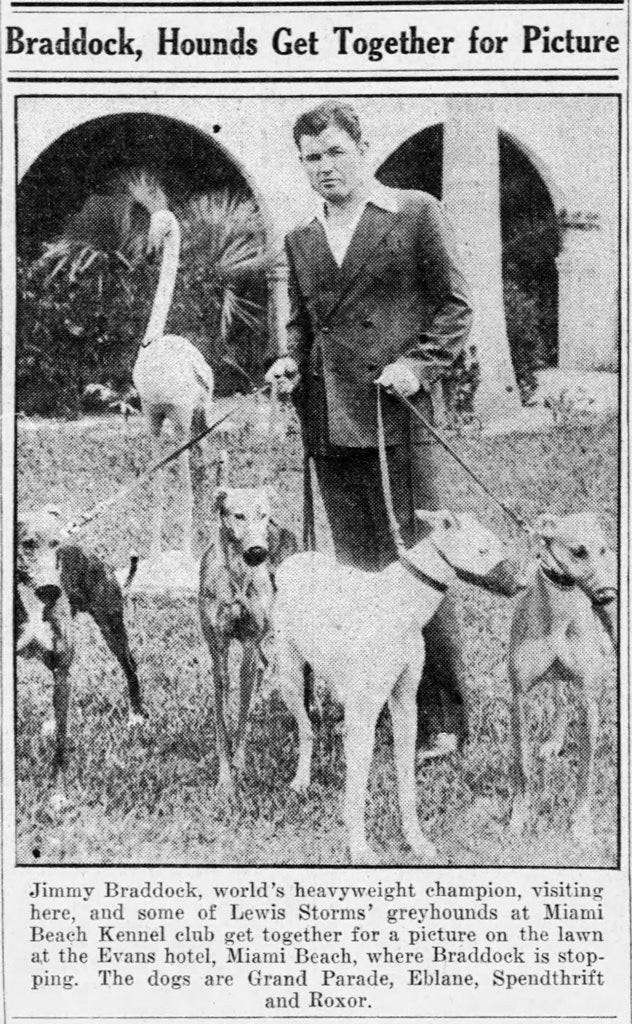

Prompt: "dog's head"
[534,512,617,606]
[415,509,526,598]
[16,505,67,605]
[215,486,276,567]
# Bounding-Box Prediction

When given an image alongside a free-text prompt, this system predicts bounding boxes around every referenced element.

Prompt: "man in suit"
[267,101,474,752]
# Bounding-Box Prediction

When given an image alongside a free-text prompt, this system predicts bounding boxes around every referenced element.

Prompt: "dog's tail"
[122,550,140,594]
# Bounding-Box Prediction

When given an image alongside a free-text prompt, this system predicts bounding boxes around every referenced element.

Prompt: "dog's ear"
[415,509,458,531]
[534,512,559,540]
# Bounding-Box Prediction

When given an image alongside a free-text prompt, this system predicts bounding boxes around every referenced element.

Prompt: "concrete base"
[483,370,618,437]
[534,369,618,415]
[483,407,554,437]
[118,550,200,595]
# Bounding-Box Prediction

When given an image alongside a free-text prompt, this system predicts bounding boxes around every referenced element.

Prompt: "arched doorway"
[377,124,560,400]
[17,113,268,414]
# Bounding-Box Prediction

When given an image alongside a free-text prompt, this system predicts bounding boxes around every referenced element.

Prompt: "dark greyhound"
[199,461,298,793]
[16,505,145,809]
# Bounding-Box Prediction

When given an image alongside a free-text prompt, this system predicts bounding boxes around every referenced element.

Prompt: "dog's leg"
[389,666,437,860]
[277,637,313,792]
[572,689,599,842]
[507,658,536,835]
[343,694,382,864]
[211,638,234,794]
[540,680,567,759]
[45,644,73,810]
[233,641,260,773]
[89,583,145,725]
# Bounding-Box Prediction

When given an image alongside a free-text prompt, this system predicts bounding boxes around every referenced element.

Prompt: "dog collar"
[540,562,575,592]
[399,550,449,594]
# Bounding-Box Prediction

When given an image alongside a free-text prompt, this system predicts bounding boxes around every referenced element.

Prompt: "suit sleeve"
[398,197,473,390]
[284,238,313,375]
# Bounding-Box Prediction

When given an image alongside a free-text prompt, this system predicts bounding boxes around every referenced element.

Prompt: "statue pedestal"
[118,550,200,596]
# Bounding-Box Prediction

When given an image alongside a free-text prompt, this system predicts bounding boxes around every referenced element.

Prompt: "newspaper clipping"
[2,0,630,1022]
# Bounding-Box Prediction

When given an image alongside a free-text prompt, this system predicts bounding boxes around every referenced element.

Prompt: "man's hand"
[375,362,420,399]
[265,357,300,397]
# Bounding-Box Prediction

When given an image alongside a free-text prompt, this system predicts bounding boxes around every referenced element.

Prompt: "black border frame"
[10,87,625,872]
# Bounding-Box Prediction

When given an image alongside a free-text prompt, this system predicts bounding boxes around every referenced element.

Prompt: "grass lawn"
[15,401,619,866]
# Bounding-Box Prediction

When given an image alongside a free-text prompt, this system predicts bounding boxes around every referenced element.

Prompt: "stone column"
[266,255,290,359]
[442,98,521,420]
[557,211,618,371]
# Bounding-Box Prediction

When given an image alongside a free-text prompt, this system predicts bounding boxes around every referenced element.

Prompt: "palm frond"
[34,203,141,283]
[181,190,270,285]
[219,287,264,339]
[124,170,169,215]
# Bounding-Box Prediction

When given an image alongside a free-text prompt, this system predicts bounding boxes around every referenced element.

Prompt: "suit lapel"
[290,203,402,325]
[338,203,395,287]
[294,219,340,293]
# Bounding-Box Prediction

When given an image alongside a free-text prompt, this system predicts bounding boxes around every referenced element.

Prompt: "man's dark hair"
[293,101,362,148]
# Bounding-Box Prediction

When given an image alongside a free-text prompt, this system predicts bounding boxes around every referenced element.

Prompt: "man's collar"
[303,181,399,228]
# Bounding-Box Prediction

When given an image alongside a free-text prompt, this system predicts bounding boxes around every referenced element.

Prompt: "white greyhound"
[273,510,525,863]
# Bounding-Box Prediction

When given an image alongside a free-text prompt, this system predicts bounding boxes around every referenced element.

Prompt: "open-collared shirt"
[311,182,399,266]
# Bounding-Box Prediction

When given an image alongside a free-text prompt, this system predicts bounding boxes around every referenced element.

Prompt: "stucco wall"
[17,94,620,372]
[17,94,619,237]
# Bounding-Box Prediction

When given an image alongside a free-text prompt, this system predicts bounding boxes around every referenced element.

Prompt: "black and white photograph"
[15,93,619,868]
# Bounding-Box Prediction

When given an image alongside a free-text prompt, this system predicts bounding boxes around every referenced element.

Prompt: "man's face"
[298,125,368,204]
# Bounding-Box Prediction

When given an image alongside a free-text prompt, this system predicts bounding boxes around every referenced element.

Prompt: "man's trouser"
[313,443,468,747]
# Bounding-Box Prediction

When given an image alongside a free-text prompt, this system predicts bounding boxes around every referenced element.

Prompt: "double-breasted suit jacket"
[285,187,474,454]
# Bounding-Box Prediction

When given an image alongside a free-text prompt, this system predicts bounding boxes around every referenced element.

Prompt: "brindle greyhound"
[16,505,145,809]
[199,456,298,793]
[508,512,617,840]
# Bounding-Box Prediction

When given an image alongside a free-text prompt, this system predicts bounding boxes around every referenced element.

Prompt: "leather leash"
[387,388,532,537]
[376,385,448,593]
[65,400,252,535]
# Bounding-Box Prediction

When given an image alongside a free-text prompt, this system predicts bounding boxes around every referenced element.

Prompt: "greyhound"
[507,512,617,840]
[199,461,298,793]
[16,505,145,809]
[273,510,525,863]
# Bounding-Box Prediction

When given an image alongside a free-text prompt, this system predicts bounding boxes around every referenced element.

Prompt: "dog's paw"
[41,719,57,742]
[216,764,236,798]
[507,798,530,837]
[405,829,437,861]
[571,807,596,844]
[289,774,311,795]
[128,711,148,729]
[349,843,378,865]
